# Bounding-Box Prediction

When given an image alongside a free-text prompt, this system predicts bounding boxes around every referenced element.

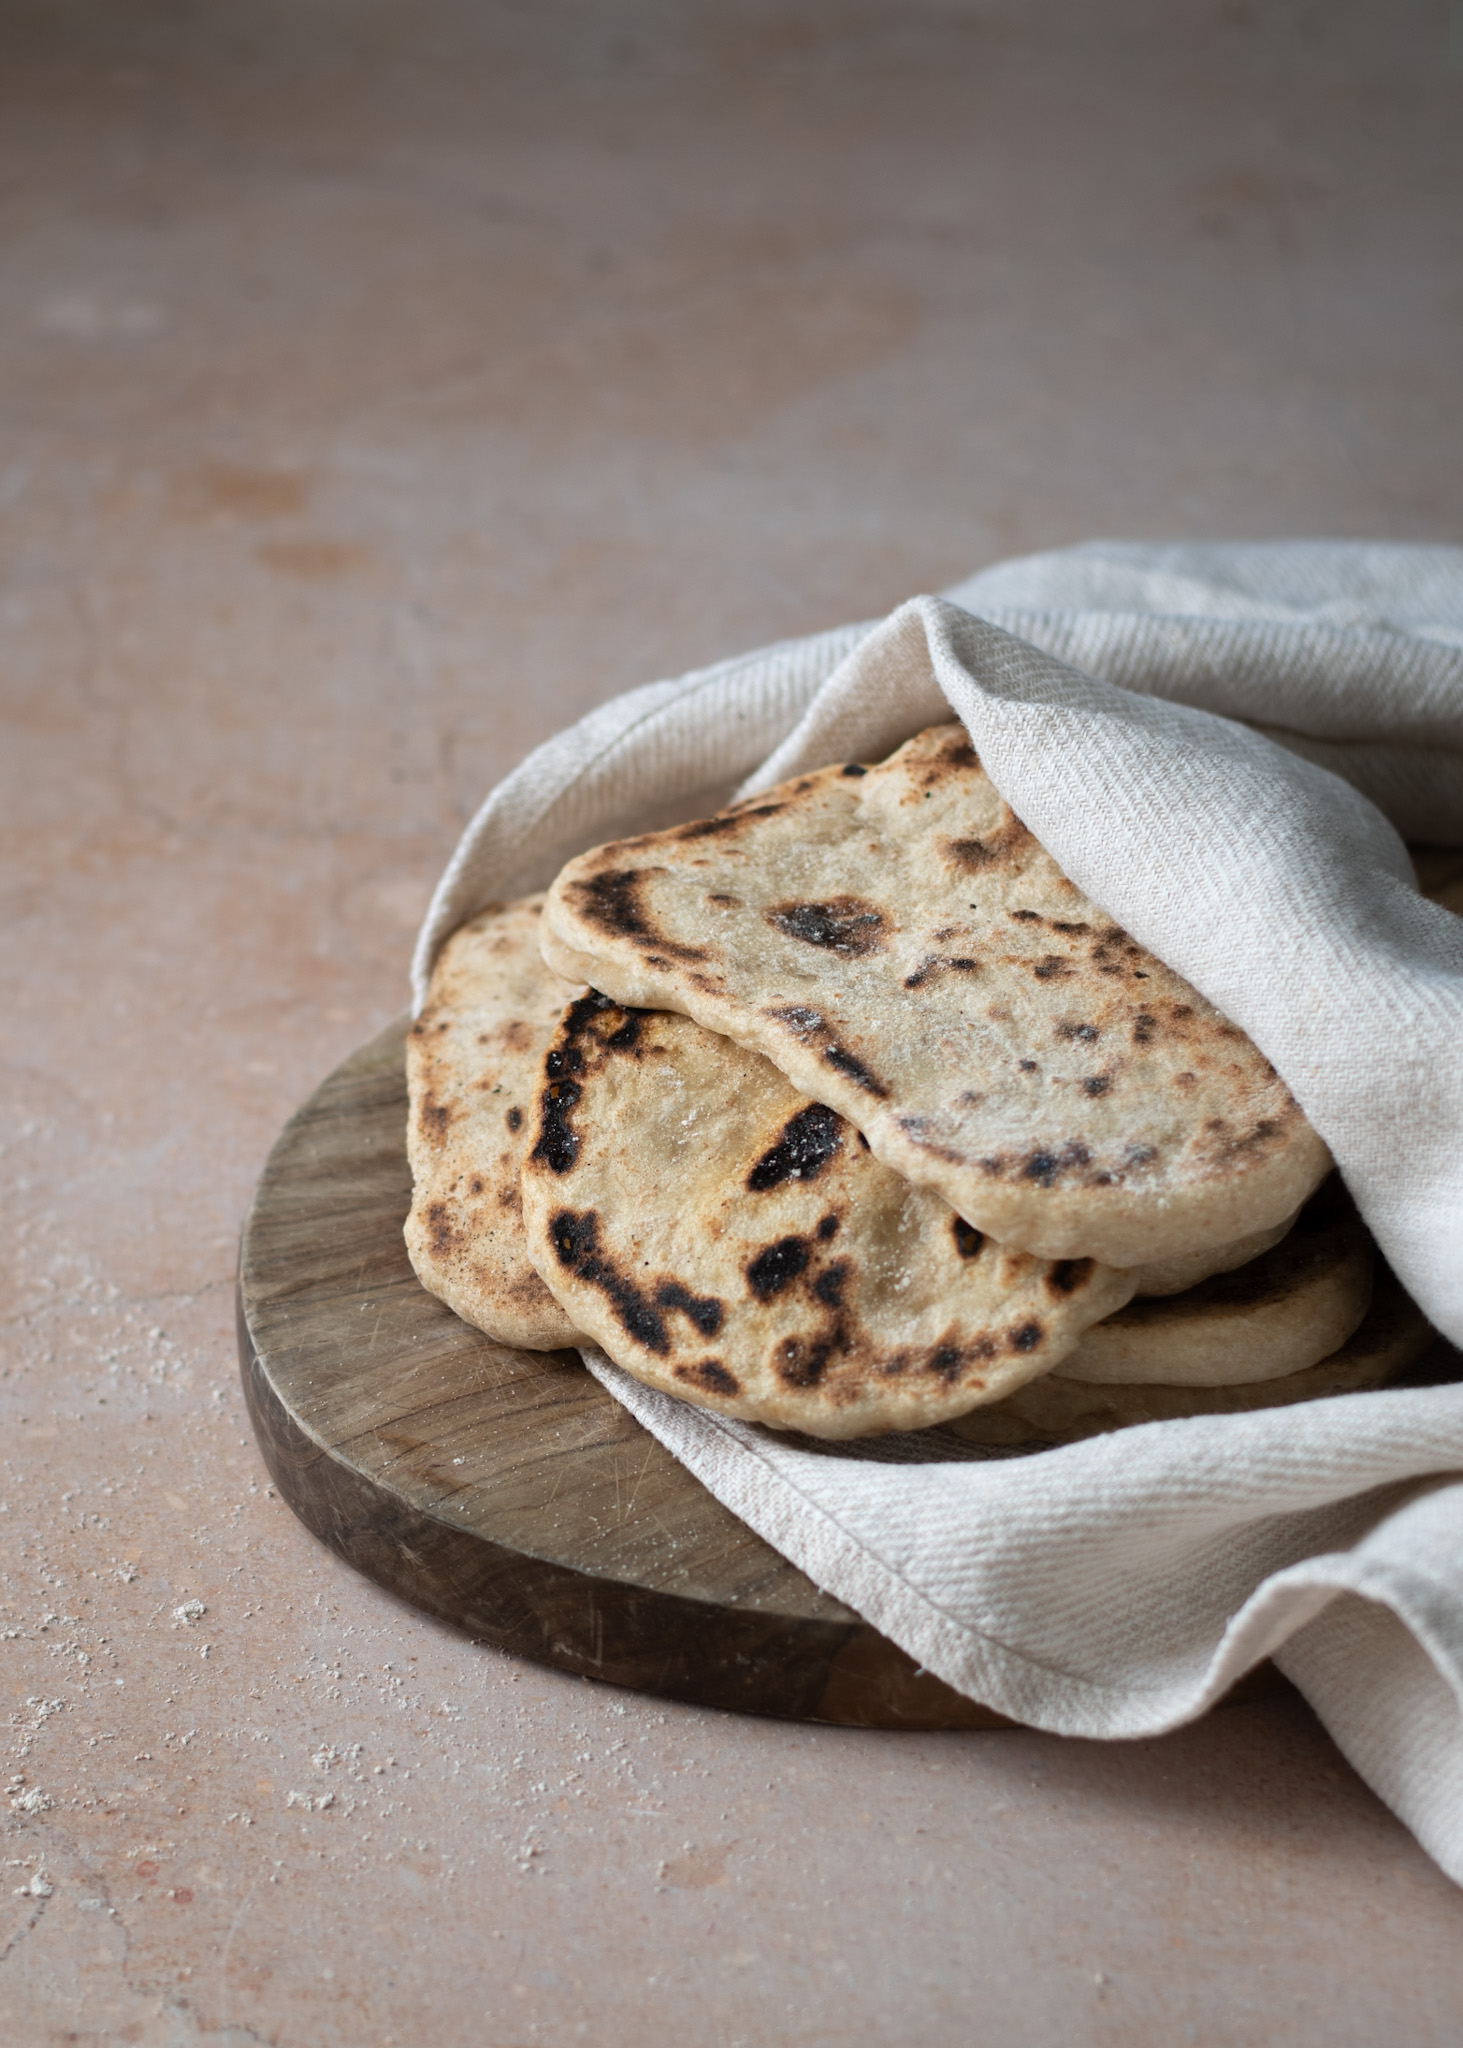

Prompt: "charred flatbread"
[405,896,585,1349]
[1057,1179,1372,1387]
[518,995,1137,1438]
[541,724,1331,1267]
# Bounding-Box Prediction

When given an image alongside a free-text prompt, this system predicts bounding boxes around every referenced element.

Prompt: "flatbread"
[405,896,585,1350]
[1125,1209,1298,1298]
[541,724,1331,1266]
[1056,1179,1373,1386]
[946,1265,1434,1447]
[518,995,1137,1438]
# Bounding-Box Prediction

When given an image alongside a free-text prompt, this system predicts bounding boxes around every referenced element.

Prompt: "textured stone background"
[3,2,1462,2042]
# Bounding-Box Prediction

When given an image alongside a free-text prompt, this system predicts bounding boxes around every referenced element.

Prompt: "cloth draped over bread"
[414,540,1463,1884]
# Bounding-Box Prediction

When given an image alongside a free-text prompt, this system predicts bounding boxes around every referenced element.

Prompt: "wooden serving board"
[236,1019,1009,1727]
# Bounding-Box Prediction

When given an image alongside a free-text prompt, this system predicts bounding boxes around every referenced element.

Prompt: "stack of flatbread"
[406,725,1433,1443]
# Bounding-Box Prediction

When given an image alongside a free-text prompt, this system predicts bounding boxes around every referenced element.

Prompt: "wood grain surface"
[236,1018,1012,1727]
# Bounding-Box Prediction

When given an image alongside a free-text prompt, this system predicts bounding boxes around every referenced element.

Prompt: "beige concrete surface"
[3,3,1462,2042]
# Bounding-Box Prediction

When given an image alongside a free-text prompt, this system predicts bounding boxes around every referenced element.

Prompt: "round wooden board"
[236,1018,1012,1728]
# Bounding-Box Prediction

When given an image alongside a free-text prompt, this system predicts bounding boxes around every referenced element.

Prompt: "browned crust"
[519,995,1136,1438]
[541,725,1332,1264]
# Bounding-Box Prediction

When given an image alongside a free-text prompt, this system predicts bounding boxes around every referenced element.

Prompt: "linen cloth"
[414,541,1463,1882]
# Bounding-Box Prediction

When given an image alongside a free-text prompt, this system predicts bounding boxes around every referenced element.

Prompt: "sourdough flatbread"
[519,995,1137,1438]
[1057,1180,1373,1387]
[405,896,585,1349]
[541,724,1331,1266]
[946,1265,1433,1447]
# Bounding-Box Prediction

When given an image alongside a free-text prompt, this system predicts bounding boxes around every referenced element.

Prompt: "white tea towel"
[415,541,1463,1882]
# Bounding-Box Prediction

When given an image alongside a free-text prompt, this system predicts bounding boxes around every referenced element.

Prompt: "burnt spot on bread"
[707,893,741,907]
[418,1096,452,1143]
[1032,955,1073,981]
[469,1175,485,1196]
[1082,1076,1112,1097]
[767,897,887,956]
[762,1005,890,1098]
[977,1140,1092,1187]
[1056,1021,1099,1042]
[547,1208,670,1354]
[532,992,633,1172]
[1049,920,1091,936]
[904,954,978,991]
[654,1280,725,1338]
[817,1212,840,1240]
[531,1075,582,1173]
[820,1043,889,1096]
[774,1330,837,1389]
[506,1105,523,1132]
[812,1260,851,1309]
[1132,1012,1157,1045]
[605,1013,643,1054]
[1198,1116,1286,1164]
[951,1216,984,1259]
[553,987,616,1049]
[570,868,655,940]
[504,1266,555,1309]
[1010,908,1042,922]
[927,1344,964,1382]
[747,1102,844,1191]
[674,1358,740,1398]
[746,1236,811,1301]
[423,1201,458,1256]
[1045,1259,1094,1297]
[841,763,868,777]
[566,875,711,966]
[673,803,785,841]
[914,731,979,781]
[1008,1320,1044,1352]
[942,814,1032,873]
[766,1003,823,1038]
[1017,1058,1038,1072]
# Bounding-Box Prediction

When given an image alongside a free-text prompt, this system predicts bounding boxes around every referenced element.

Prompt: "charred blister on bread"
[767,897,889,956]
[404,896,588,1351]
[519,1002,1138,1437]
